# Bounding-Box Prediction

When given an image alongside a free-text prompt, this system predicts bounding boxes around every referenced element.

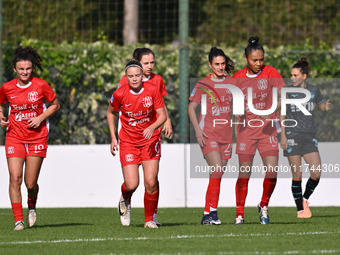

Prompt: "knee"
[9,175,23,188]
[125,182,138,193]
[26,182,38,191]
[144,180,158,194]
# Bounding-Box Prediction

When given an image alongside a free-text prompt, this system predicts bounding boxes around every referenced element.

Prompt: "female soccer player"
[280,57,331,218]
[233,36,285,225]
[118,48,171,225]
[107,59,167,228]
[188,47,235,225]
[0,46,60,230]
[119,48,172,138]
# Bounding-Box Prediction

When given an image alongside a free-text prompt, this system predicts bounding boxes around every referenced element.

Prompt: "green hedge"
[1,39,340,144]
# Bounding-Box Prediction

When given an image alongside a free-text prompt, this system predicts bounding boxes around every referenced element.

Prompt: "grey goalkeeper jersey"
[285,84,324,134]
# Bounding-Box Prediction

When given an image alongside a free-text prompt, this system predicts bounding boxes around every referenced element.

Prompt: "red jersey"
[119,73,167,97]
[189,75,234,143]
[110,83,164,145]
[233,65,285,139]
[0,77,57,143]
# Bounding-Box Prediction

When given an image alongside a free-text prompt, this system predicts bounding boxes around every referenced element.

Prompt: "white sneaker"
[153,213,162,226]
[118,195,131,226]
[27,208,37,227]
[233,215,244,225]
[14,221,25,231]
[144,221,158,228]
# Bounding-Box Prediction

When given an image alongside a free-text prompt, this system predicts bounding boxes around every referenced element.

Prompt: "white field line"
[0,230,340,246]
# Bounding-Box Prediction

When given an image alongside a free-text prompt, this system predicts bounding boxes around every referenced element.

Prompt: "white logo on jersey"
[34,144,45,153]
[142,96,153,108]
[258,79,268,90]
[125,154,134,162]
[224,144,232,157]
[211,106,221,116]
[239,143,246,151]
[15,113,22,121]
[28,91,39,102]
[7,146,15,154]
[155,141,160,153]
[269,135,278,147]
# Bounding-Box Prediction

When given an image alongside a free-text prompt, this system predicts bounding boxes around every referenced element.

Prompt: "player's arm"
[279,111,288,151]
[188,101,207,147]
[27,97,60,128]
[0,103,9,128]
[107,104,119,156]
[143,106,167,139]
[162,104,172,138]
[318,100,332,112]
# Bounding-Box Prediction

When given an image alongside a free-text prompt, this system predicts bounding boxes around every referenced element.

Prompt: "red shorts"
[119,136,161,167]
[200,137,232,160]
[5,140,48,158]
[236,135,278,162]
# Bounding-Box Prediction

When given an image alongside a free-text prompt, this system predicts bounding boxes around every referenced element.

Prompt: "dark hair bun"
[248,36,259,45]
[298,56,308,65]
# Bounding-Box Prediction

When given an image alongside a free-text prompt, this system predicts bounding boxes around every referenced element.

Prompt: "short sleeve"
[189,84,203,104]
[110,91,121,112]
[118,75,128,88]
[315,87,324,104]
[153,89,164,110]
[42,81,57,102]
[0,85,8,104]
[270,68,286,89]
[158,77,167,97]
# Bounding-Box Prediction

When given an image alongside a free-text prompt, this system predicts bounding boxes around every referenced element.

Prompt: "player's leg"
[24,156,44,227]
[235,138,256,224]
[287,155,304,217]
[119,164,139,226]
[202,150,226,225]
[301,151,321,218]
[7,157,25,230]
[142,159,160,228]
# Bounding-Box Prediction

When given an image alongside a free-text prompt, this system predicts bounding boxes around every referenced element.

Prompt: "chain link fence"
[1,0,340,144]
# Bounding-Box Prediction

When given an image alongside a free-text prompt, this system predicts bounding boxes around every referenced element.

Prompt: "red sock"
[235,177,250,218]
[144,189,159,222]
[28,196,37,209]
[154,181,159,215]
[204,177,221,213]
[11,203,24,223]
[121,183,133,202]
[260,178,277,208]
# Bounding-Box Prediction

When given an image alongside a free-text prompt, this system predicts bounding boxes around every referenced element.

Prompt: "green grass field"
[0,207,339,255]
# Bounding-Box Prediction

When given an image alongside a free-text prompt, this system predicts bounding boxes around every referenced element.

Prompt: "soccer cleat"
[153,214,162,226]
[144,221,158,228]
[118,195,131,226]
[234,215,244,225]
[303,200,312,218]
[209,211,222,225]
[297,210,306,218]
[257,204,270,224]
[201,214,211,225]
[27,208,37,227]
[14,221,25,231]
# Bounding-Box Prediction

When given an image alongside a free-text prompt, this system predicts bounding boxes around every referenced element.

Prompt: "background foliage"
[1,39,339,144]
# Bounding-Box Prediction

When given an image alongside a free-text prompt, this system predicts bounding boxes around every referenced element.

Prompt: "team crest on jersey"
[210,141,218,148]
[142,96,153,108]
[239,143,246,151]
[257,79,268,90]
[125,154,134,162]
[28,91,39,102]
[7,146,15,154]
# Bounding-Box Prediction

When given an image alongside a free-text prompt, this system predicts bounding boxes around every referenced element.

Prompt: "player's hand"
[259,114,270,120]
[143,126,155,139]
[325,100,332,111]
[280,136,288,150]
[162,119,172,138]
[110,138,118,156]
[196,128,208,147]
[27,117,43,128]
[0,117,9,128]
